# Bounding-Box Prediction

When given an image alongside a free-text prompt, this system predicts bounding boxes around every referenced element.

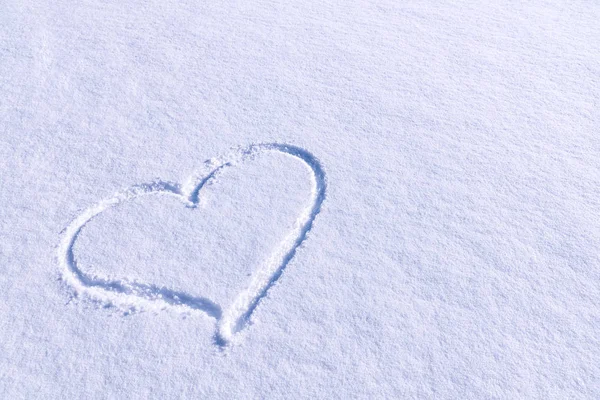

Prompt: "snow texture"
[1,0,600,398]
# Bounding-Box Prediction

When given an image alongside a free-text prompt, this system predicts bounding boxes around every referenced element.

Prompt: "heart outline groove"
[57,143,327,346]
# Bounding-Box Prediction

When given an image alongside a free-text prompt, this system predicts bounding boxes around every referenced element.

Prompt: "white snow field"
[1,0,599,398]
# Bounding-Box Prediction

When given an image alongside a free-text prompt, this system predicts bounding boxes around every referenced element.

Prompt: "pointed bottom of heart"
[57,143,326,346]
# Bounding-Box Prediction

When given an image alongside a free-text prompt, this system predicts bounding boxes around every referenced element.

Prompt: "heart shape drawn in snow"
[58,143,326,346]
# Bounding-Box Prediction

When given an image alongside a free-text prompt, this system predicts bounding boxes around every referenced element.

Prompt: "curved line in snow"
[57,143,327,346]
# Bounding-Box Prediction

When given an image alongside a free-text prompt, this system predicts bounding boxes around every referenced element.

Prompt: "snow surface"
[1,0,600,398]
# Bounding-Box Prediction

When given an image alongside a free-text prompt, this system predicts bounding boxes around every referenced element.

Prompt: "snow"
[1,0,599,398]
